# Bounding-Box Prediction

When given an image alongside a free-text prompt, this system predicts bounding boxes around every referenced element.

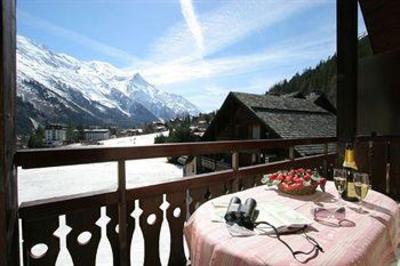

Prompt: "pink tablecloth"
[184,182,400,266]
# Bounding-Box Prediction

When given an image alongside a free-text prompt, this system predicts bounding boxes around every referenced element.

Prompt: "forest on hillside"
[267,36,373,105]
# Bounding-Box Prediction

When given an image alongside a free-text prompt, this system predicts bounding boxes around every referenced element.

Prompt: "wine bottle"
[342,144,359,202]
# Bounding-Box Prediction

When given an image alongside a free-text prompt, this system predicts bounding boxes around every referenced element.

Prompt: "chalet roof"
[233,92,329,114]
[231,92,336,156]
[84,129,110,133]
[45,124,66,130]
[254,111,335,139]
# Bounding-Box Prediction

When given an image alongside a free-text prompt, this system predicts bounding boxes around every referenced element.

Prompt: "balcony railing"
[15,136,399,266]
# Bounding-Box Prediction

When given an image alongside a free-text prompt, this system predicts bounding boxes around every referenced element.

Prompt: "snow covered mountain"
[16,35,199,134]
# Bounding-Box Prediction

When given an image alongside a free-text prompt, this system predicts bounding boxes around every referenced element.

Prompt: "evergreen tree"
[66,123,75,143]
[154,134,167,144]
[28,127,45,148]
[76,124,85,141]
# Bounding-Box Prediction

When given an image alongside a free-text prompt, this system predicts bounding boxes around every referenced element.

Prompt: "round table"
[184,182,400,266]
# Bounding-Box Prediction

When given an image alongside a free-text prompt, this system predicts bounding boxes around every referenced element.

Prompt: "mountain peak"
[132,73,150,87]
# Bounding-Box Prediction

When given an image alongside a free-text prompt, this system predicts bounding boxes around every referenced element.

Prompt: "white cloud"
[18,10,141,66]
[137,0,335,109]
[150,0,327,62]
[179,0,205,55]
[141,28,335,87]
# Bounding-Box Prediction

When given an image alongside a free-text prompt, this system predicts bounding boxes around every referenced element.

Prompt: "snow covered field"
[19,131,182,203]
[19,131,186,265]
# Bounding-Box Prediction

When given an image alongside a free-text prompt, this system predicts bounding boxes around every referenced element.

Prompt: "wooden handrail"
[356,135,400,142]
[19,189,118,219]
[15,137,337,169]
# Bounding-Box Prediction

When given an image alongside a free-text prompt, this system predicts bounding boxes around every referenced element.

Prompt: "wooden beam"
[0,0,18,265]
[15,137,337,169]
[337,0,358,143]
[117,161,128,266]
[19,189,118,219]
[231,152,240,191]
[359,0,400,54]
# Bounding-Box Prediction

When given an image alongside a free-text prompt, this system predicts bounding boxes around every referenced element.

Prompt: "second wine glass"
[353,172,370,212]
[333,168,347,206]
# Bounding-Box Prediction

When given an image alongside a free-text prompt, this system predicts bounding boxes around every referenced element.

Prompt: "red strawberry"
[292,183,302,190]
[304,174,311,181]
[281,182,289,190]
[295,178,303,184]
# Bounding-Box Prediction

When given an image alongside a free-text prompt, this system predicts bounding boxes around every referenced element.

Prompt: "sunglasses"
[312,207,346,221]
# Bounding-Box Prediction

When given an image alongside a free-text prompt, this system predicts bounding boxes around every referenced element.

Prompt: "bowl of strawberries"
[261,168,326,195]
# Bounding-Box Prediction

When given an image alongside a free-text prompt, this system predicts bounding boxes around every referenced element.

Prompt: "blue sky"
[17,0,366,112]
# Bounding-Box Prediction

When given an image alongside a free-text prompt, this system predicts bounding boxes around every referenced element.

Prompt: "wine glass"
[353,172,370,212]
[333,169,347,206]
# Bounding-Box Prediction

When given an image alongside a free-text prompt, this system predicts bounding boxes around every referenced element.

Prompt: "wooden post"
[288,146,295,161]
[118,161,128,266]
[232,152,239,192]
[0,0,19,265]
[336,0,358,147]
[323,143,329,177]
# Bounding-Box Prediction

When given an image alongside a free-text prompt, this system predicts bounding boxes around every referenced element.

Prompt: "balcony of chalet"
[14,134,400,266]
[2,0,400,266]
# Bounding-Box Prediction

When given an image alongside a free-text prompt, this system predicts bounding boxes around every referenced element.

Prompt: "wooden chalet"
[205,92,336,154]
[1,0,400,265]
[184,92,337,175]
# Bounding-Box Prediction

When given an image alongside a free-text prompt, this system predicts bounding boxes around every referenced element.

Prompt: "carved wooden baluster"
[225,179,234,194]
[208,182,226,200]
[22,216,59,266]
[106,204,119,265]
[139,195,163,266]
[254,174,263,187]
[322,143,329,177]
[188,187,208,215]
[66,208,101,266]
[231,152,240,192]
[106,202,135,265]
[166,191,187,266]
[126,201,135,265]
[240,176,254,190]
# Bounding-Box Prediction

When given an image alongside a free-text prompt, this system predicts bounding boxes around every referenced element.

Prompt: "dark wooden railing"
[355,135,400,199]
[17,135,400,265]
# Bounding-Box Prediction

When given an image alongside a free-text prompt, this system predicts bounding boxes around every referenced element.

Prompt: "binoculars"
[224,197,257,230]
